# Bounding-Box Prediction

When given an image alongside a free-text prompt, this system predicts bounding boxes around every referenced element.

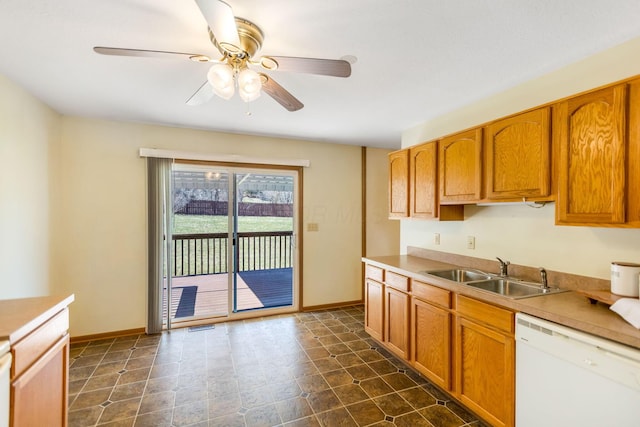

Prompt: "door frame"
[167,160,303,328]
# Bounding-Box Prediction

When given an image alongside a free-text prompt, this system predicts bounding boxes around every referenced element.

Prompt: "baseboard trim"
[70,327,146,344]
[302,300,363,312]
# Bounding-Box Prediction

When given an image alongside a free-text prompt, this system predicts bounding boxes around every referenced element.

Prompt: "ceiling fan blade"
[186,81,214,106]
[93,46,213,62]
[260,74,304,112]
[194,0,241,53]
[260,56,351,78]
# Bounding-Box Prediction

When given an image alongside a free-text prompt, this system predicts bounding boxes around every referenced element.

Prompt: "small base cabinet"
[384,285,410,359]
[383,271,411,359]
[364,264,385,342]
[0,295,74,427]
[364,265,411,359]
[364,279,384,342]
[454,295,515,427]
[410,280,452,390]
[11,334,69,427]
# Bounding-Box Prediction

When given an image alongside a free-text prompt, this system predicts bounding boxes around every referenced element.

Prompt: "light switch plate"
[467,236,475,249]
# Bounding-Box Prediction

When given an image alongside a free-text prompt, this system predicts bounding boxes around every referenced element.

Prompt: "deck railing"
[172,231,293,277]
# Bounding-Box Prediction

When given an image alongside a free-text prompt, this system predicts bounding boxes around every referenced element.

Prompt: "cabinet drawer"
[456,295,513,333]
[413,280,451,308]
[385,271,410,292]
[365,264,384,282]
[11,308,69,379]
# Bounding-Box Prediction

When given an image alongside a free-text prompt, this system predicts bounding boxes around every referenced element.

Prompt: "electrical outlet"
[434,233,440,245]
[467,235,475,249]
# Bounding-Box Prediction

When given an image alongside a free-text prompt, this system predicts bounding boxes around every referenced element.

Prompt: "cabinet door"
[411,297,451,390]
[556,84,627,225]
[384,286,410,359]
[485,108,551,200]
[388,149,409,218]
[364,279,384,342]
[11,334,69,427]
[455,317,514,427]
[410,142,438,219]
[439,129,483,203]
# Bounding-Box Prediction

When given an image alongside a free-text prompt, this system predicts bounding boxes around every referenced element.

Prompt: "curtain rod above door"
[139,148,310,168]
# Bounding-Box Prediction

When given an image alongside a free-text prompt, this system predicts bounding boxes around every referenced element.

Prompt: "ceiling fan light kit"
[93,0,352,111]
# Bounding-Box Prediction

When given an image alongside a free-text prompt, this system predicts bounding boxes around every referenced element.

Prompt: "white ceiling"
[1,1,640,149]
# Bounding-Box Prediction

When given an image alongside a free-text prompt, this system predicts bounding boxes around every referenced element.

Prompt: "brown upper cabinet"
[392,74,640,227]
[439,128,483,203]
[485,108,551,201]
[410,142,464,220]
[409,142,438,219]
[554,83,637,226]
[388,149,409,218]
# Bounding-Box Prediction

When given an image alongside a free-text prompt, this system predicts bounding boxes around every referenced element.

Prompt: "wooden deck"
[163,268,293,320]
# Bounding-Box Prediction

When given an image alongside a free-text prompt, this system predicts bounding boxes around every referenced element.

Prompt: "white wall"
[51,117,366,336]
[366,147,400,257]
[401,36,640,280]
[0,75,60,299]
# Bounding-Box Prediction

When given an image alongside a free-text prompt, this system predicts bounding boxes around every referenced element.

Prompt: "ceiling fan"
[93,0,352,112]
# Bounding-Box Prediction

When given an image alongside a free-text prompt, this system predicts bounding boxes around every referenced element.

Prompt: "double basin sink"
[419,268,566,299]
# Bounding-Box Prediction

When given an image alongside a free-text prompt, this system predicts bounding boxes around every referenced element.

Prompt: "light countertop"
[0,295,75,344]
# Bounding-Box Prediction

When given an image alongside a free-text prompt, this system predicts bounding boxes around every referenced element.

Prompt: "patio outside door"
[164,163,298,327]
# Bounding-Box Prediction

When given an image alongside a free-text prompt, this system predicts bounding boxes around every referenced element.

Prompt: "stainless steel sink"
[420,268,567,299]
[421,269,491,283]
[465,278,567,299]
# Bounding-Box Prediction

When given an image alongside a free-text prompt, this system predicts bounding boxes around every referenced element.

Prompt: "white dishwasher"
[515,313,640,427]
[0,341,10,427]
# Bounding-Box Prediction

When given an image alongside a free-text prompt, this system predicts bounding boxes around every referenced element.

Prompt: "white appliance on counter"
[0,341,10,427]
[515,313,640,427]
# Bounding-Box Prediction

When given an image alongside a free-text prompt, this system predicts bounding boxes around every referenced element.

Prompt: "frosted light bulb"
[237,68,262,102]
[207,64,235,100]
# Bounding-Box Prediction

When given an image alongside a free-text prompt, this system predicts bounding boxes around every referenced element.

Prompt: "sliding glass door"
[163,163,298,327]
[233,172,295,312]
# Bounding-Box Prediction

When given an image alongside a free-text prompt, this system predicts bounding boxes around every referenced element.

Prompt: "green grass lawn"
[173,214,293,234]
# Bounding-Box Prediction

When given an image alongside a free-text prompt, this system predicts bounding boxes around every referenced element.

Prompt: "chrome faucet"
[539,268,549,291]
[496,257,510,277]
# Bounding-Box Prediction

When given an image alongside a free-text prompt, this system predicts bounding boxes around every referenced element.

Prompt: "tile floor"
[68,306,487,427]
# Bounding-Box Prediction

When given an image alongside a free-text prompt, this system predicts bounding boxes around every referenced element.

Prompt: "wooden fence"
[176,200,293,217]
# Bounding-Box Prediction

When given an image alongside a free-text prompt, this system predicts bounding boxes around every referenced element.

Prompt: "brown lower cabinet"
[364,278,384,342]
[364,263,515,427]
[384,286,410,359]
[411,279,452,390]
[455,295,515,427]
[411,295,451,390]
[1,296,74,427]
[11,333,69,426]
